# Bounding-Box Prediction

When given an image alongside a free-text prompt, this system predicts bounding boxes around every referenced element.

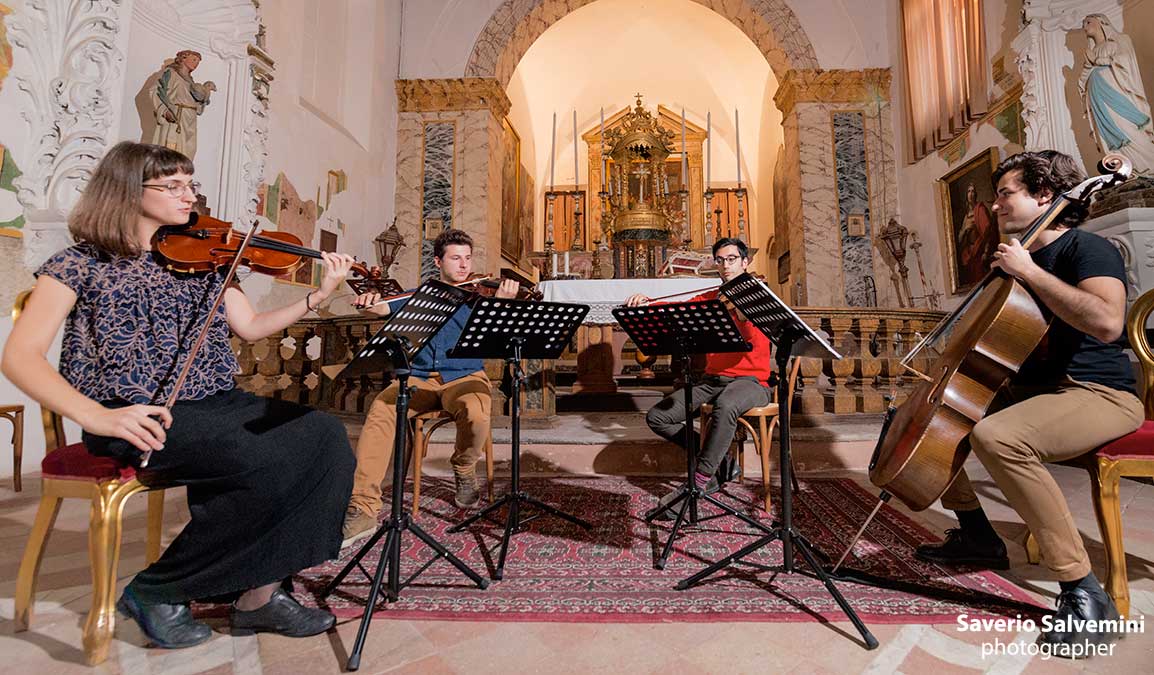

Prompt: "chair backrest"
[1128,287,1154,420]
[776,356,803,406]
[12,288,68,450]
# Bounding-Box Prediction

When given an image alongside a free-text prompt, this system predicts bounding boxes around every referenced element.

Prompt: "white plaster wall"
[503,0,779,264]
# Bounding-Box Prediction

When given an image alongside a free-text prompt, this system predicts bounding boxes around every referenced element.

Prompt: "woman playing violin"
[1,142,356,649]
[342,228,519,547]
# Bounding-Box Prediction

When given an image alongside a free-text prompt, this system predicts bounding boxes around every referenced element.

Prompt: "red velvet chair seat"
[1095,420,1154,461]
[41,442,137,482]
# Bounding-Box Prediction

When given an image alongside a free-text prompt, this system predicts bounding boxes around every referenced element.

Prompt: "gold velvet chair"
[699,357,802,514]
[12,289,167,665]
[1024,286,1154,618]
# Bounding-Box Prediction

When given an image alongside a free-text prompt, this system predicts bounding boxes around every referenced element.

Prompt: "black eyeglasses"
[713,254,742,265]
[142,181,201,197]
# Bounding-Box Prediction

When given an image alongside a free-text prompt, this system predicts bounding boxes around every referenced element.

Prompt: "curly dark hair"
[991,150,1088,228]
[433,229,473,259]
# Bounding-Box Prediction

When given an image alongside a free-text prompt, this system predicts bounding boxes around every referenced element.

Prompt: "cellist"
[2,142,358,648]
[916,151,1141,651]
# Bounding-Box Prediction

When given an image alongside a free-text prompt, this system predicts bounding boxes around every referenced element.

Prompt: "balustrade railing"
[232,307,947,419]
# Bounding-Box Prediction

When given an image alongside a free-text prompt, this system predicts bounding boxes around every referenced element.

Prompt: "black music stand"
[322,279,489,671]
[446,297,592,580]
[673,273,878,650]
[613,299,772,571]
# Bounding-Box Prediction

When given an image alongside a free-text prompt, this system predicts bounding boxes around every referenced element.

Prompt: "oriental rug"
[295,476,1045,624]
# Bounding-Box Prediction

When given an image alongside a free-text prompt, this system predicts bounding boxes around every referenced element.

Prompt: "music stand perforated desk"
[673,273,878,650]
[613,299,773,570]
[323,279,489,671]
[445,297,592,580]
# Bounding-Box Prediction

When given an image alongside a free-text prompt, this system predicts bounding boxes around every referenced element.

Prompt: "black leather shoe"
[230,588,335,638]
[1040,586,1121,655]
[116,588,213,649]
[717,454,741,484]
[648,478,722,521]
[914,528,1010,569]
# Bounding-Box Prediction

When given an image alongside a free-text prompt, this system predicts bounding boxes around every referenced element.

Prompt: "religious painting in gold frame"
[500,118,521,261]
[938,147,1000,294]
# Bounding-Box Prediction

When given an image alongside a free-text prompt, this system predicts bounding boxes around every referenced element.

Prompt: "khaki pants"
[349,371,492,516]
[940,378,1143,581]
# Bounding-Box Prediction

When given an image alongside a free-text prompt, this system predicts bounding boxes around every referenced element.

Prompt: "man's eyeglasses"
[142,181,201,197]
[713,254,743,265]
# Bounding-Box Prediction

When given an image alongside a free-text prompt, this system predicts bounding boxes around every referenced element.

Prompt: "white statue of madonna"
[1077,14,1154,174]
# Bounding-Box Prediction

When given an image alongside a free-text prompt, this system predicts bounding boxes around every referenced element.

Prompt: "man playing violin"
[2,142,357,649]
[343,228,519,546]
[917,150,1142,651]
[624,237,773,518]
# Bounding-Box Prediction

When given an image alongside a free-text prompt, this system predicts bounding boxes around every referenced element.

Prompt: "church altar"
[539,277,722,324]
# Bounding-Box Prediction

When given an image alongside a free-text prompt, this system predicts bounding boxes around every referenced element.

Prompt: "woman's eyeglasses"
[142,181,201,197]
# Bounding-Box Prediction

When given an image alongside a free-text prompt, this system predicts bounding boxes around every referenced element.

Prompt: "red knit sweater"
[686,289,772,381]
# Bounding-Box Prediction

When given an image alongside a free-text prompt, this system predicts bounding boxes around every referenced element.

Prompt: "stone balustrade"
[232,307,947,419]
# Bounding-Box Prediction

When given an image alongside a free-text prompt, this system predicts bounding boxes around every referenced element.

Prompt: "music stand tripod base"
[614,300,773,570]
[321,281,490,671]
[446,298,593,580]
[671,274,878,651]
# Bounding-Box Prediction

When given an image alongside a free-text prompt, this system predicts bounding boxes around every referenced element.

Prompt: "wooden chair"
[1024,286,1154,618]
[12,289,167,665]
[1,403,24,491]
[699,358,802,514]
[410,409,494,514]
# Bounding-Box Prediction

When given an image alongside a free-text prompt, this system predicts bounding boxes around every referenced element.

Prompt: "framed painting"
[938,147,1000,294]
[500,118,521,261]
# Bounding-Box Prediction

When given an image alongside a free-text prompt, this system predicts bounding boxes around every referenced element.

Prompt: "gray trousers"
[646,374,772,475]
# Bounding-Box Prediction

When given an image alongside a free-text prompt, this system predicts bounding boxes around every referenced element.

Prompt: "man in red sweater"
[625,238,773,517]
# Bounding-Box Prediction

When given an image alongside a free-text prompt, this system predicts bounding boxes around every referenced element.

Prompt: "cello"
[832,153,1133,571]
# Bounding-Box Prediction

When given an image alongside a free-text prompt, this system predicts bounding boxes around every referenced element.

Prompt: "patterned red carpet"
[297,476,1044,624]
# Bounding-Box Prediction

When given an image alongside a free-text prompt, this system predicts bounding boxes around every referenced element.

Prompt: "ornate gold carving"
[774,69,892,116]
[396,78,511,119]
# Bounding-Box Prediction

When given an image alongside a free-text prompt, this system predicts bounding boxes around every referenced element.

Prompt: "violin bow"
[140,223,261,467]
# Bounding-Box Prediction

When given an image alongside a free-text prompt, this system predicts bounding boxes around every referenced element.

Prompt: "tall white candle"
[573,110,579,187]
[680,109,688,188]
[564,251,570,276]
[735,109,741,185]
[706,111,711,185]
[600,107,606,191]
[550,112,556,192]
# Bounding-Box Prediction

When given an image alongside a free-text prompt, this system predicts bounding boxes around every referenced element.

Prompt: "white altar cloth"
[538,278,721,324]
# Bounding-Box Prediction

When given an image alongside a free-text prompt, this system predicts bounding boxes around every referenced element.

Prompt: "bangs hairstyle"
[68,141,195,257]
[991,150,1088,228]
[433,229,473,259]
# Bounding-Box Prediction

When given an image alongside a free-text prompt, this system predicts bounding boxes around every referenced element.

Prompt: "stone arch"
[465,0,819,88]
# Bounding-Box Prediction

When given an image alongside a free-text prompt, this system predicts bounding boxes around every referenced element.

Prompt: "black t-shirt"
[1016,228,1136,394]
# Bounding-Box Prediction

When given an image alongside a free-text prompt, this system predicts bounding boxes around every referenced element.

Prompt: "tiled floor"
[1,459,1152,674]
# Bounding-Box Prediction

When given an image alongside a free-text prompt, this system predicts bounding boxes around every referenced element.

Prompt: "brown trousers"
[940,378,1143,581]
[349,371,492,516]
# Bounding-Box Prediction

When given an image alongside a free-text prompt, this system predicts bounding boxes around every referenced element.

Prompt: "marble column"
[773,68,898,307]
[394,78,511,285]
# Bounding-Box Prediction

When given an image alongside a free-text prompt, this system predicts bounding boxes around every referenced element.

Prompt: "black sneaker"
[1039,586,1121,656]
[914,528,1010,569]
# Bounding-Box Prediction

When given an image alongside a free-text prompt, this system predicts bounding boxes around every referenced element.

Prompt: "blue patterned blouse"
[35,244,238,404]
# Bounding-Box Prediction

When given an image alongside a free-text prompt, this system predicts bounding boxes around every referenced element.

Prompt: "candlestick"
[573,110,578,187]
[553,252,559,276]
[564,251,570,276]
[706,111,711,185]
[549,112,556,192]
[600,107,606,191]
[680,109,687,188]
[735,109,741,186]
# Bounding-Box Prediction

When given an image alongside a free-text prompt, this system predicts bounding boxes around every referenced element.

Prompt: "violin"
[152,214,401,295]
[360,271,542,309]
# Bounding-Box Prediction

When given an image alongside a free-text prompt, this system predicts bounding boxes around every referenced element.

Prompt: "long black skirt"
[84,389,355,604]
